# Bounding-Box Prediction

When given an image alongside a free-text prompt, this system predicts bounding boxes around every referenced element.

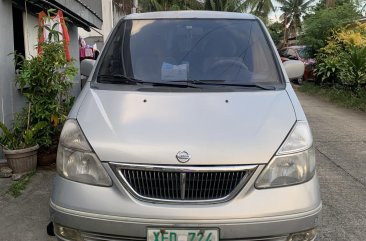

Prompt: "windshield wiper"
[171,79,225,84]
[97,74,142,84]
[97,74,200,88]
[212,83,276,90]
[147,81,200,88]
[170,80,276,90]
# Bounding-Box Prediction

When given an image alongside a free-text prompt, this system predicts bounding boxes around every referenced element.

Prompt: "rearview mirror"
[283,60,304,80]
[80,59,96,77]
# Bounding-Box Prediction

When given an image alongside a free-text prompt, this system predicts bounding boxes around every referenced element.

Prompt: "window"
[12,5,25,69]
[98,19,282,87]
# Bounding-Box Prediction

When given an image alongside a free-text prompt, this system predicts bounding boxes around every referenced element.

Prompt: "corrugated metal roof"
[52,0,102,29]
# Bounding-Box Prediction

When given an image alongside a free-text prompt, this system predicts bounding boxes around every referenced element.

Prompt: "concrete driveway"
[0,88,365,241]
[296,90,366,241]
[0,167,55,241]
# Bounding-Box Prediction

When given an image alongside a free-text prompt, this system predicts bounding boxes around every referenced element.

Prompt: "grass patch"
[7,171,36,198]
[299,82,366,112]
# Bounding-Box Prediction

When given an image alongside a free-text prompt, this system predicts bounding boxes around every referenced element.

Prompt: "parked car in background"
[279,46,316,84]
[50,11,321,241]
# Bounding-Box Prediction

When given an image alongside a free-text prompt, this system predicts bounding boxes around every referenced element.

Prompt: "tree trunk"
[283,14,288,46]
[325,0,336,8]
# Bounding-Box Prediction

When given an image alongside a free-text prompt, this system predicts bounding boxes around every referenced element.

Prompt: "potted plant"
[14,9,77,166]
[0,112,47,174]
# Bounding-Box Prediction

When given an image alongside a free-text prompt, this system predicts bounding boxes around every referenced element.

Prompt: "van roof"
[125,11,256,20]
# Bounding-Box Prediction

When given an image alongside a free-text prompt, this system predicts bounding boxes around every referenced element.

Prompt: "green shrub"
[268,21,283,46]
[299,82,366,112]
[13,10,77,147]
[315,22,366,90]
[301,3,360,52]
[0,120,48,150]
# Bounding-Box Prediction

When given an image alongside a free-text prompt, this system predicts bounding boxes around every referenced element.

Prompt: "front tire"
[296,77,303,85]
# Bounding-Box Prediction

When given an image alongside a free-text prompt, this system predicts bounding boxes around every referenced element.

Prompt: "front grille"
[111,163,257,203]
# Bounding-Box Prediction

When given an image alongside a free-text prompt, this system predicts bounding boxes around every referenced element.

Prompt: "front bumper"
[51,201,321,240]
[50,165,321,240]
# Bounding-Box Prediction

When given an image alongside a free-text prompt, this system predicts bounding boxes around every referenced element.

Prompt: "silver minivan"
[50,11,321,241]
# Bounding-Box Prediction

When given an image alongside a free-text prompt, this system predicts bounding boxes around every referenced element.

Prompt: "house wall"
[0,0,25,127]
[78,0,114,43]
[68,24,81,96]
[79,0,127,48]
[0,0,24,158]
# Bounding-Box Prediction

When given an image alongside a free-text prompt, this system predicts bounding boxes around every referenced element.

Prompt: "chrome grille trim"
[81,231,145,241]
[223,236,288,241]
[110,163,257,204]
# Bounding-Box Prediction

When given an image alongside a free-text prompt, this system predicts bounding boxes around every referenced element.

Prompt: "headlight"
[256,121,315,188]
[57,119,112,186]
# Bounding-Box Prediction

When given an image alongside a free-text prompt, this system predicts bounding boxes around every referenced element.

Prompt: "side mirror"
[80,59,96,77]
[283,60,304,80]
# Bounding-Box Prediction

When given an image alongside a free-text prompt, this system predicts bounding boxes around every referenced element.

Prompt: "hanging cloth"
[37,10,71,62]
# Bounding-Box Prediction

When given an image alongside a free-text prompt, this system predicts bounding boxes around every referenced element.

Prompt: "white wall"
[0,0,25,128]
[23,12,38,59]
[102,0,114,41]
[68,24,81,96]
[78,0,125,43]
[0,0,27,158]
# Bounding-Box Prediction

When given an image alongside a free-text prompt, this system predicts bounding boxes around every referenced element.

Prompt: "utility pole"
[132,0,138,13]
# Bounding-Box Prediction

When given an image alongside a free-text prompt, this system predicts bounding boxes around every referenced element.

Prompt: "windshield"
[298,47,312,59]
[97,19,282,87]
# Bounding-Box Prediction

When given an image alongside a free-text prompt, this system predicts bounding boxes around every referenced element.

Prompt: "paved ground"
[296,90,366,241]
[0,167,55,241]
[0,89,365,241]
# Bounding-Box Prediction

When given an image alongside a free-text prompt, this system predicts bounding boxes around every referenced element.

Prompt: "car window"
[97,19,282,87]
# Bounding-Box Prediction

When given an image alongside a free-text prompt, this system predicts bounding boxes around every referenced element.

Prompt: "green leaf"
[0,122,16,147]
[47,9,57,15]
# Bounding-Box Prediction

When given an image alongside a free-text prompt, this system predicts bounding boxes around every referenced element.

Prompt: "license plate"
[147,228,219,241]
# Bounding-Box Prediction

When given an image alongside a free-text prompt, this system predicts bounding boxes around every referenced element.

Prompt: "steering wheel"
[207,59,249,79]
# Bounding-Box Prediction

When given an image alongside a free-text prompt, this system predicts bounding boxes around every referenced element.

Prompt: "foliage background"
[315,22,366,91]
[301,3,360,52]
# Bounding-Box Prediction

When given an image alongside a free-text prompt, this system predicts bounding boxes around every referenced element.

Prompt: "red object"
[37,10,71,62]
[279,46,316,81]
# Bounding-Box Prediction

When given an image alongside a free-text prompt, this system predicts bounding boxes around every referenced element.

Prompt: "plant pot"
[38,145,57,166]
[3,144,39,174]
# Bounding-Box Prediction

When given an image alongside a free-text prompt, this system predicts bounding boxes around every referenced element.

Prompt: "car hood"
[77,89,296,165]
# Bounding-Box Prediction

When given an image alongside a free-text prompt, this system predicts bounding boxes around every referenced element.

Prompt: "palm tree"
[203,0,247,12]
[279,0,315,45]
[142,0,203,11]
[245,0,275,22]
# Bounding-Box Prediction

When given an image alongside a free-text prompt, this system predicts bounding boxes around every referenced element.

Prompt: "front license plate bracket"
[147,228,219,241]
